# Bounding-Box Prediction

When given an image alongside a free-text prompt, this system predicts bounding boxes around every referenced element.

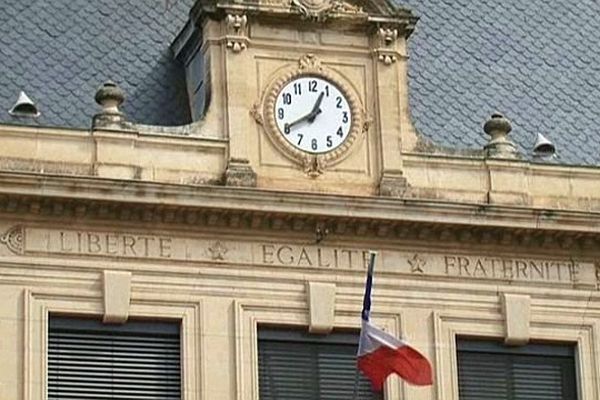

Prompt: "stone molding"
[379,173,409,197]
[224,158,257,187]
[0,173,598,253]
[192,0,418,34]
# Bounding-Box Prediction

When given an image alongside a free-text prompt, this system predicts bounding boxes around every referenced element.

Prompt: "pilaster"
[371,23,411,197]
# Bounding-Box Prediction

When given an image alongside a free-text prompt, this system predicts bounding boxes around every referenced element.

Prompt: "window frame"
[257,326,382,400]
[234,299,407,400]
[23,288,202,400]
[456,338,578,400]
[433,309,597,400]
[47,315,183,400]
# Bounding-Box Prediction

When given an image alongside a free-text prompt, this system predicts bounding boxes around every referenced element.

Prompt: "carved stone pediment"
[290,0,365,21]
[192,0,417,24]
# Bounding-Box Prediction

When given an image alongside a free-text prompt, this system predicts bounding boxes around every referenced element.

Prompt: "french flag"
[357,252,433,391]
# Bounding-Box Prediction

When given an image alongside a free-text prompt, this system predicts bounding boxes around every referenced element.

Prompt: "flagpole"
[353,251,378,400]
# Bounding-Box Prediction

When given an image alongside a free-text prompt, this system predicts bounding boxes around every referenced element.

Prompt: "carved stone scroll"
[0,225,24,255]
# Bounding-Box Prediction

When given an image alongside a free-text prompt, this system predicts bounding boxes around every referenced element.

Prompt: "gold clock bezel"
[257,54,366,172]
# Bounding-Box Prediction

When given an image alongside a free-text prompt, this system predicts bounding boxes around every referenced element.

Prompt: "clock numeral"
[294,83,302,95]
[336,96,343,109]
[325,85,330,97]
[284,124,291,134]
[283,93,292,105]
[278,108,284,120]
[309,80,318,92]
[311,138,318,151]
[297,133,304,145]
[342,111,349,123]
[337,127,343,137]
[327,136,333,148]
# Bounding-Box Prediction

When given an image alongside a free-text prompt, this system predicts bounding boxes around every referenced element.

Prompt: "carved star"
[408,254,426,274]
[208,241,228,261]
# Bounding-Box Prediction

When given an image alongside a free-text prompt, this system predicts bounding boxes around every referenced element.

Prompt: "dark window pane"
[457,339,577,400]
[48,315,181,400]
[258,328,382,400]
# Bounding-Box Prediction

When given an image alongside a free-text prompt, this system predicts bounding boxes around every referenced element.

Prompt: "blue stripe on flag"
[361,252,377,322]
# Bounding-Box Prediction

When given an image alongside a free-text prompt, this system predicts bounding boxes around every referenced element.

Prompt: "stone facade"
[0,1,599,399]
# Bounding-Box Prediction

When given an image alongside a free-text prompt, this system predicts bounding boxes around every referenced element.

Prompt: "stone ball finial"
[95,81,125,114]
[483,113,519,159]
[484,113,512,137]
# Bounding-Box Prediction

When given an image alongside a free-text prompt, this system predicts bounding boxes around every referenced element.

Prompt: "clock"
[274,76,352,154]
[254,54,366,175]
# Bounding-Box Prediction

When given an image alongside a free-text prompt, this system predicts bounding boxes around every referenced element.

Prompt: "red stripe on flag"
[357,345,433,390]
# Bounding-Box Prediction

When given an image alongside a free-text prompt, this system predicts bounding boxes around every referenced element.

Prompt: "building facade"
[1,0,599,399]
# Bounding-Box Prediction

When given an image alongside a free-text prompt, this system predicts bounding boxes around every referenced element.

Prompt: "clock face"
[274,76,352,154]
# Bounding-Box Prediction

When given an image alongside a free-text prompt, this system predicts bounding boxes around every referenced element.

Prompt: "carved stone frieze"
[193,0,418,35]
[0,187,598,254]
[6,225,597,289]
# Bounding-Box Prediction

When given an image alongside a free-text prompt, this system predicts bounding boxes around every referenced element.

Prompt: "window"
[48,316,181,400]
[258,327,382,400]
[457,339,577,400]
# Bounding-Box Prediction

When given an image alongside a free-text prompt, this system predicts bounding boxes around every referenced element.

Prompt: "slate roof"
[1,0,599,165]
[0,0,192,128]
[397,0,600,165]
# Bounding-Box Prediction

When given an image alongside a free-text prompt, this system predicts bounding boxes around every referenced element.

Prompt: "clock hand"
[307,91,325,123]
[284,91,325,130]
[285,113,312,131]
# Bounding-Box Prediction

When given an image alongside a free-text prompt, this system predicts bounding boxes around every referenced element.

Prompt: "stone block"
[103,270,132,324]
[307,281,336,334]
[502,293,530,345]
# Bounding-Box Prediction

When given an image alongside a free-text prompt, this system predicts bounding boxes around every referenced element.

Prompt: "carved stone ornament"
[208,241,228,260]
[225,13,248,53]
[0,225,24,255]
[408,253,426,274]
[252,54,367,175]
[303,155,324,178]
[373,24,402,65]
[291,0,364,21]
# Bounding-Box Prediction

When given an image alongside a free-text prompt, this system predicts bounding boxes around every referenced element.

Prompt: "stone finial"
[483,113,519,159]
[93,81,126,128]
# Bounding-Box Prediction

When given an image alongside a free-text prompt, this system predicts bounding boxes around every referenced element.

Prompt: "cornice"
[0,172,598,253]
[191,0,417,35]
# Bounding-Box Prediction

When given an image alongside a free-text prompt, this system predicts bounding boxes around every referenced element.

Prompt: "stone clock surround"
[173,0,418,193]
[253,54,366,176]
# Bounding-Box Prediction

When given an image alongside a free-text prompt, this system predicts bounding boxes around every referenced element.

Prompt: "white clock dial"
[274,76,352,154]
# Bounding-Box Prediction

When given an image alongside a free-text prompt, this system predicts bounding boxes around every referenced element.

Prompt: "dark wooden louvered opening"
[457,339,578,400]
[258,327,382,400]
[48,316,181,400]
